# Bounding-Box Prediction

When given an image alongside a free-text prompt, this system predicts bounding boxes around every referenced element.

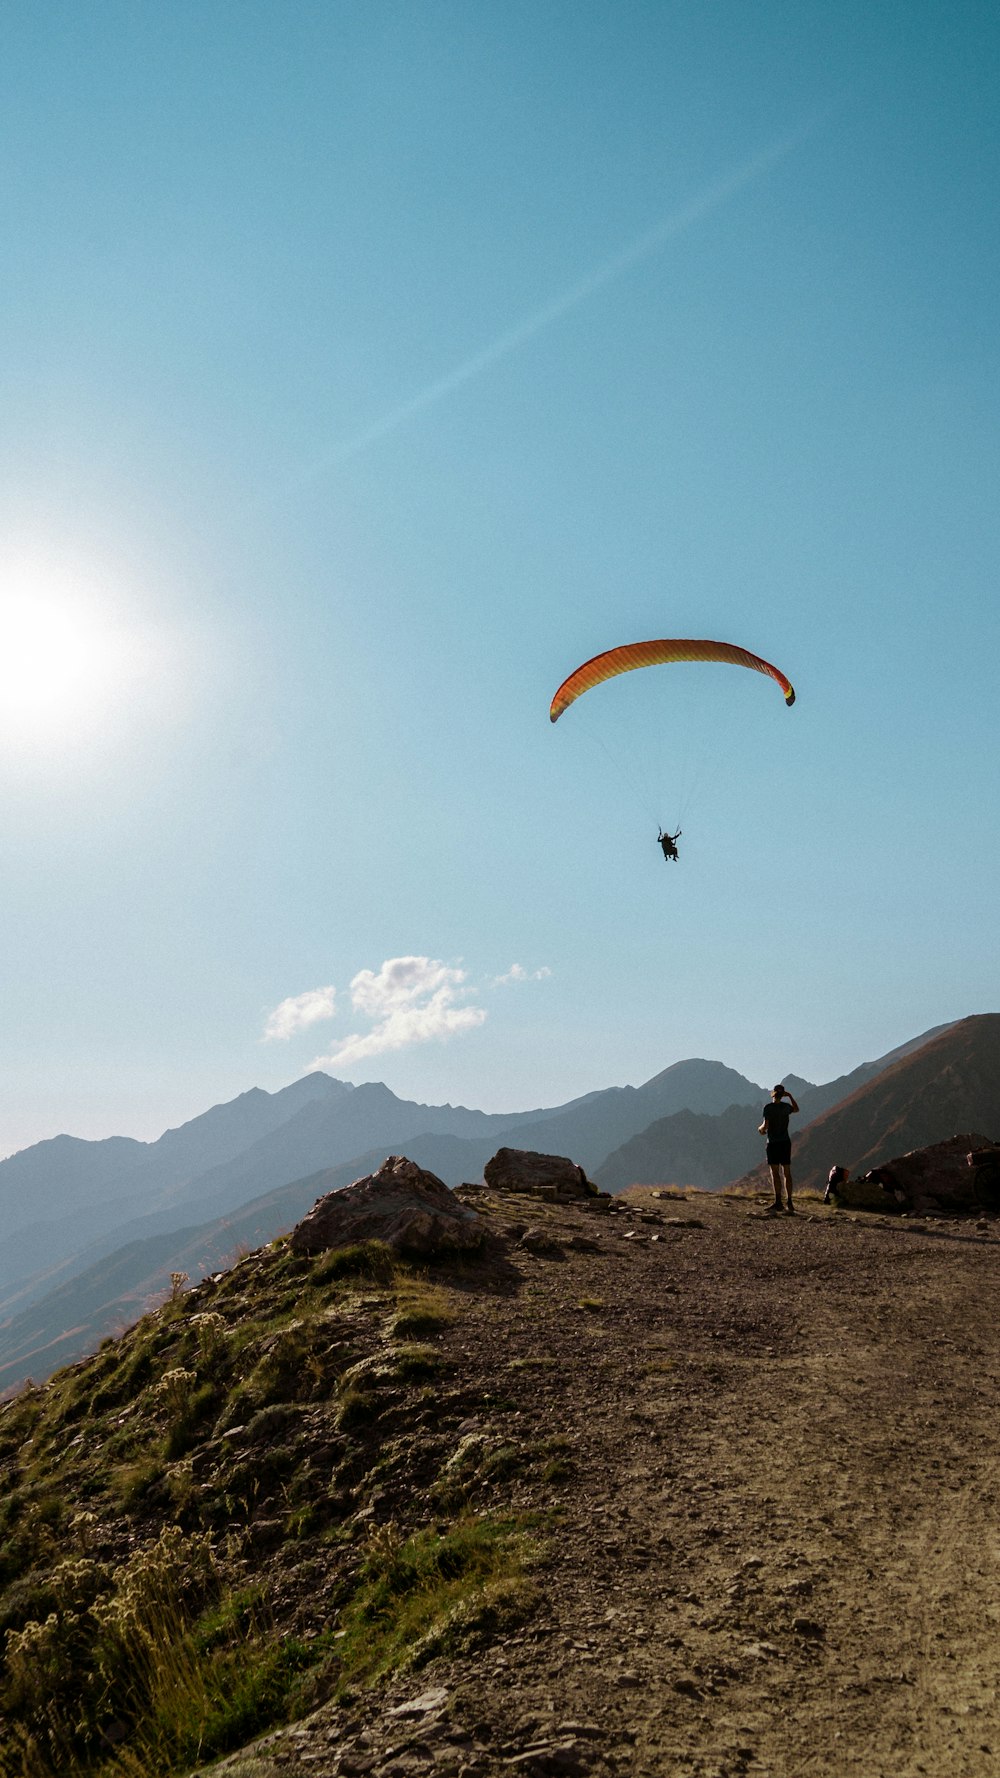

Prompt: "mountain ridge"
[731,1013,1000,1194]
[596,1022,959,1190]
[0,1021,977,1391]
[0,1061,768,1314]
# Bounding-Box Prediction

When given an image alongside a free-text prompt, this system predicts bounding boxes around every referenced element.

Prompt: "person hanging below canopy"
[658,827,681,863]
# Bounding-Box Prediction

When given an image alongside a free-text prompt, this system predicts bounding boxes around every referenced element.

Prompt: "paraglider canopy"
[549,638,795,723]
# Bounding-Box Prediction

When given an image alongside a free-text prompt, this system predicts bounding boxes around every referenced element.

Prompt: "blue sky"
[1,1,998,1154]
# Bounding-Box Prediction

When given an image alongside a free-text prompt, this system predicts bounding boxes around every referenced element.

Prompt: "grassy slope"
[0,1224,540,1777]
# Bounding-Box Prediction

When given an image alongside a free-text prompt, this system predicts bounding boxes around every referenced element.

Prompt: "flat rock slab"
[289,1155,484,1258]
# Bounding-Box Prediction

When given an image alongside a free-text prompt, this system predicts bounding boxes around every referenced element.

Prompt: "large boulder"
[289,1155,484,1258]
[846,1132,998,1215]
[483,1147,597,1201]
[967,1145,1000,1208]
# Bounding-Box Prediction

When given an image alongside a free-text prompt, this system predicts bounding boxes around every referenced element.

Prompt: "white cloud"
[310,956,486,1068]
[491,963,553,987]
[263,985,337,1042]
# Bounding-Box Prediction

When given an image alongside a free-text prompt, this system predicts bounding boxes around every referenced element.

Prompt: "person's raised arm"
[785,1092,800,1114]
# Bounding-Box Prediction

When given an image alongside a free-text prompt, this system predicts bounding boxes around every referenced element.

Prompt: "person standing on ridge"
[759,1084,800,1215]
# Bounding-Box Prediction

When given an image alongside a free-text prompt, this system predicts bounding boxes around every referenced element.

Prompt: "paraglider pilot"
[658,827,681,863]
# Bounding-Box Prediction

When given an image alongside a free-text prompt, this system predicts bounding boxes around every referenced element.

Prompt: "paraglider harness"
[657,827,681,863]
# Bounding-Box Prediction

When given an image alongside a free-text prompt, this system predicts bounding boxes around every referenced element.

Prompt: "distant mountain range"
[0,1056,774,1388]
[0,1055,770,1318]
[4,1017,994,1392]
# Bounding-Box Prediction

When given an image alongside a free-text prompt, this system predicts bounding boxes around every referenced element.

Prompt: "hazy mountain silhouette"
[485,1059,768,1172]
[0,1026,973,1390]
[595,1104,762,1192]
[0,1128,521,1336]
[0,1060,765,1316]
[594,1023,958,1191]
[0,1073,343,1218]
[0,1073,345,1293]
[148,1081,548,1223]
[0,1152,371,1391]
[0,1129,542,1389]
[780,1021,957,1124]
[0,1074,553,1304]
[0,1061,769,1387]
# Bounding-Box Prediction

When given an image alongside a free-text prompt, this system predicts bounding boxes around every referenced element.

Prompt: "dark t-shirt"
[761,1101,791,1142]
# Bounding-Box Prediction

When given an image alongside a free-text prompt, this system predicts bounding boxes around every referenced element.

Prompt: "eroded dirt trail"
[211,1195,1000,1778]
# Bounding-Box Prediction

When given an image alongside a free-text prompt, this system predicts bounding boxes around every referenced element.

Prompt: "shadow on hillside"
[429,1236,527,1300]
[886,1223,999,1248]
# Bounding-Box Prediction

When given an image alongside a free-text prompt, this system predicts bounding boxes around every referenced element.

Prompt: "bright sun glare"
[0,564,156,750]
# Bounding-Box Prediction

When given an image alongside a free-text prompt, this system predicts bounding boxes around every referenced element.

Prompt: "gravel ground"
[203,1188,1000,1778]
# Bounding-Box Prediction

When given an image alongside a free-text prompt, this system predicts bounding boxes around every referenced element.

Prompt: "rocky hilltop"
[0,1058,769,1393]
[3,1023,985,1396]
[1,1157,999,1776]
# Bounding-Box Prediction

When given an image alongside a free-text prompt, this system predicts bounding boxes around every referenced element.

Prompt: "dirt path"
[209,1192,1000,1778]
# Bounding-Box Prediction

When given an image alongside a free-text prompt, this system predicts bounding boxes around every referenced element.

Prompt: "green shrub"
[24,1491,68,1532]
[87,1338,155,1413]
[0,1526,38,1589]
[481,1445,525,1481]
[388,1282,457,1340]
[155,1368,195,1417]
[0,1526,314,1778]
[163,1383,220,1460]
[310,1242,396,1287]
[336,1515,533,1686]
[116,1346,156,1400]
[541,1456,573,1483]
[243,1320,339,1406]
[0,1487,25,1534]
[242,1402,304,1445]
[0,1570,62,1637]
[186,1311,230,1372]
[394,1344,445,1383]
[336,1388,377,1431]
[224,1445,296,1517]
[214,1384,256,1435]
[112,1454,167,1511]
[284,1498,336,1540]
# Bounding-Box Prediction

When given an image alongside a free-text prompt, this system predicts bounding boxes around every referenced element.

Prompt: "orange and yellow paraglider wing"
[548,638,794,721]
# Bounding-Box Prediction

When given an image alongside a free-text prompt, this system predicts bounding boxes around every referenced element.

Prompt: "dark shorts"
[766,1140,792,1166]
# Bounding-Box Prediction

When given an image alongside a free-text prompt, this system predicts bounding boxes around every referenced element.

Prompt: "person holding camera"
[758,1084,800,1215]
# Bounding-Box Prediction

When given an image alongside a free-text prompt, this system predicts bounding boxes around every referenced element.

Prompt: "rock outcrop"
[483,1147,598,1201]
[843,1132,998,1215]
[289,1154,484,1257]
